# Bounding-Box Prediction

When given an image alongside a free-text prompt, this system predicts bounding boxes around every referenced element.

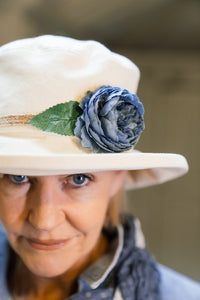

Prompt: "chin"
[23,254,74,278]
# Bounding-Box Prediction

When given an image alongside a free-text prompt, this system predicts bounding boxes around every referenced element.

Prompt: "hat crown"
[0,35,140,117]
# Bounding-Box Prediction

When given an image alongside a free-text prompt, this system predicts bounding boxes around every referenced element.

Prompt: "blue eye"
[69,174,94,187]
[10,175,28,184]
[72,174,88,186]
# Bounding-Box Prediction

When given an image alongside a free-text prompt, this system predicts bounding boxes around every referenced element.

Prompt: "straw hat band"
[0,115,34,126]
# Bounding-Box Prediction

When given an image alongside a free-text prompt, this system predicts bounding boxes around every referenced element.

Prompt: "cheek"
[66,188,111,234]
[0,193,27,230]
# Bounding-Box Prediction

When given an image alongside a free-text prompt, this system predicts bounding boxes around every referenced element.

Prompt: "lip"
[24,237,72,250]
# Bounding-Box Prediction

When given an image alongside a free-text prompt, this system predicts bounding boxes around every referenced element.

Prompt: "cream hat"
[0,35,188,188]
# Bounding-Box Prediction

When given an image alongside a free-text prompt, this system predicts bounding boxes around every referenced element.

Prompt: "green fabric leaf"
[28,101,83,136]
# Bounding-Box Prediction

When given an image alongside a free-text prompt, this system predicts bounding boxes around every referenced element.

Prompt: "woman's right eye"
[5,175,28,184]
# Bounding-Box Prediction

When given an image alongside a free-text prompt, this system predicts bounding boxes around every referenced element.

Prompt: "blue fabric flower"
[74,86,145,153]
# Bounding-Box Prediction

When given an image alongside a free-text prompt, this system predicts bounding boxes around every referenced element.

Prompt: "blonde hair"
[104,188,127,229]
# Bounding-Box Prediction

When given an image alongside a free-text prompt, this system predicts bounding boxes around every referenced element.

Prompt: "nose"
[27,178,66,232]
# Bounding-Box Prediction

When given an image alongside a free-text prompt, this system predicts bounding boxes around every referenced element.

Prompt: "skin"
[0,171,127,300]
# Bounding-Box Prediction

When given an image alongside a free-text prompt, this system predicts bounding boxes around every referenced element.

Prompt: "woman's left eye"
[69,174,92,187]
[9,175,28,184]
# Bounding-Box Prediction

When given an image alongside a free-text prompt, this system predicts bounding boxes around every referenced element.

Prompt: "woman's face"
[0,171,126,278]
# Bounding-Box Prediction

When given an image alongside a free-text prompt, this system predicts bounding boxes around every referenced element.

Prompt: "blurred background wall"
[0,0,199,281]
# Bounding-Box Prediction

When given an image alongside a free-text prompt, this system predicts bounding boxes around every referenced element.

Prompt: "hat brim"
[0,150,188,189]
[0,126,188,189]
